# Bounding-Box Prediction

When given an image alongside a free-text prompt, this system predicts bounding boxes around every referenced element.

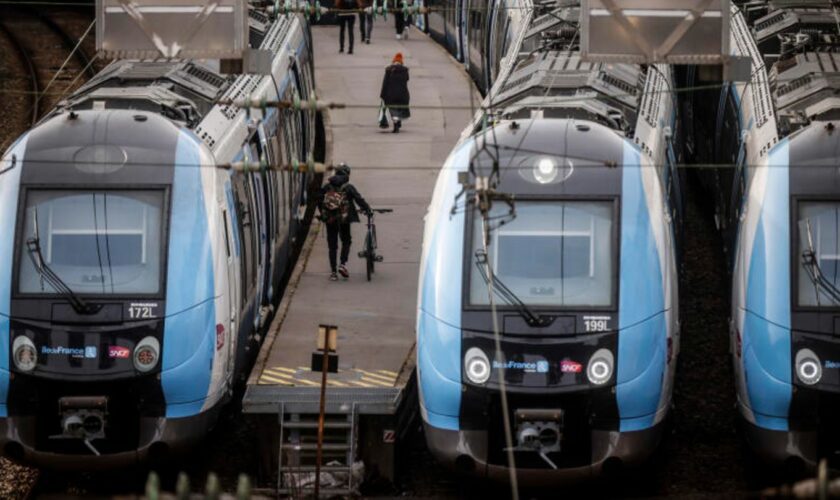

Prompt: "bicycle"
[358,208,393,281]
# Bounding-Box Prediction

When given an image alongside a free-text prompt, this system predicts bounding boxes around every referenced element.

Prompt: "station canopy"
[581,0,730,64]
[96,0,248,60]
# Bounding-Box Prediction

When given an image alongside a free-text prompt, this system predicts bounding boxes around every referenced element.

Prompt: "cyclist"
[319,163,371,281]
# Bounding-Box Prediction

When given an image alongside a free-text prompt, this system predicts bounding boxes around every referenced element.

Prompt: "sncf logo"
[560,360,583,373]
[108,346,130,359]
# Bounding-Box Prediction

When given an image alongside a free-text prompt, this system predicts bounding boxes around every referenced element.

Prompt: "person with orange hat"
[380,52,410,133]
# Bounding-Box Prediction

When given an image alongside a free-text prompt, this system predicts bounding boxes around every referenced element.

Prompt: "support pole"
[314,344,330,498]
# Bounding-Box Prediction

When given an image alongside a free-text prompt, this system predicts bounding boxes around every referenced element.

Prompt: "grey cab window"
[469,201,615,307]
[18,190,165,295]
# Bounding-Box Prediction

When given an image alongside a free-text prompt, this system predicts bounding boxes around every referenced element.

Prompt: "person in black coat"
[337,0,358,54]
[380,52,410,133]
[318,164,371,281]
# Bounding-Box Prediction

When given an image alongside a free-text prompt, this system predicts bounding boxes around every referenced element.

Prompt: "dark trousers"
[395,11,405,35]
[326,223,352,272]
[359,12,372,41]
[339,15,355,52]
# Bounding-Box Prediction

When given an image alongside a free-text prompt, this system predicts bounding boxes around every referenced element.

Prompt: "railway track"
[0,6,96,131]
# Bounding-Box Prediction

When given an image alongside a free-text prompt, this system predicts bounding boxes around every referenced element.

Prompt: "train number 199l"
[583,316,610,332]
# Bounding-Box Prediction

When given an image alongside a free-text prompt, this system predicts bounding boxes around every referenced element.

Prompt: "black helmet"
[335,162,351,177]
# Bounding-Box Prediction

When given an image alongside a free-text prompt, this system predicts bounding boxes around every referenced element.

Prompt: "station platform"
[243,22,475,416]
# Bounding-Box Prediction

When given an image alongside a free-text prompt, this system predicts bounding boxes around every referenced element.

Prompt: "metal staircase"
[277,402,359,497]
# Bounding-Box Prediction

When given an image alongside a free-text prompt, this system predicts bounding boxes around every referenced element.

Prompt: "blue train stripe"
[744,140,792,430]
[0,136,28,417]
[162,131,216,418]
[417,141,471,430]
[617,141,666,431]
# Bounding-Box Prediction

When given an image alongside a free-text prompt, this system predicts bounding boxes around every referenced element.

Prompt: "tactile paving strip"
[259,366,399,388]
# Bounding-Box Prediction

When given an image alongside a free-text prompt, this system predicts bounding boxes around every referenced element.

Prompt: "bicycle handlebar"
[371,208,393,214]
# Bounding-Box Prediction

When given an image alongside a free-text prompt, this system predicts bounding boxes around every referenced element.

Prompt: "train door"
[244,139,270,322]
[258,124,277,303]
[290,59,308,156]
[285,75,306,223]
[231,172,257,332]
[467,0,487,89]
[458,0,468,64]
[664,132,683,257]
[485,0,498,88]
[220,194,238,382]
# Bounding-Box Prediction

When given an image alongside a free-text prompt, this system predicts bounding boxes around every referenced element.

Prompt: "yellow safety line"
[297,366,310,371]
[272,367,297,374]
[361,377,394,387]
[376,369,399,377]
[260,374,294,385]
[264,368,295,379]
[355,369,396,383]
[328,380,350,387]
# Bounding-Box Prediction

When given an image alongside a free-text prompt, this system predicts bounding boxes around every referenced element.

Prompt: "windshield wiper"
[801,219,840,305]
[474,250,551,327]
[26,212,99,315]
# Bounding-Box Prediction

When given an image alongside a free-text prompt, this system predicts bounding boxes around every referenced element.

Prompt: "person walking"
[319,163,371,281]
[393,0,415,39]
[337,0,357,54]
[358,0,373,44]
[380,52,410,133]
[394,5,406,39]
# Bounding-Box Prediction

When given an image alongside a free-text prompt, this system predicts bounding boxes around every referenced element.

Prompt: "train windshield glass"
[18,190,165,296]
[470,201,615,307]
[798,202,840,307]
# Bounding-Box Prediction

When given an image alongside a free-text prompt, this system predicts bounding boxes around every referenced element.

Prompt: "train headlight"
[464,347,491,384]
[796,348,822,386]
[134,336,160,373]
[533,157,558,184]
[12,336,37,372]
[587,349,614,385]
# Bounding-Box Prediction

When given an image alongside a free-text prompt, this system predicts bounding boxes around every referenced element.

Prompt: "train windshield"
[469,201,615,307]
[18,190,165,296]
[798,202,840,307]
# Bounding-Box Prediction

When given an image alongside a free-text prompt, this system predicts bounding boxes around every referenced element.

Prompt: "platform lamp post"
[312,324,339,498]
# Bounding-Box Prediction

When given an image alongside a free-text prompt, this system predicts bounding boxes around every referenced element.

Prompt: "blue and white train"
[698,1,840,470]
[0,9,317,467]
[417,0,684,482]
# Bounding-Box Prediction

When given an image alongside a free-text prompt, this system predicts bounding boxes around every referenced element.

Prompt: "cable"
[91,193,106,293]
[480,213,519,499]
[5,154,840,171]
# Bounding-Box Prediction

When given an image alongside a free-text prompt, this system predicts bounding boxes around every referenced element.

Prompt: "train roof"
[56,7,299,132]
[739,1,840,134]
[492,1,644,134]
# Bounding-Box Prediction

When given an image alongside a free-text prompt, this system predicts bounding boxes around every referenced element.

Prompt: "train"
[0,8,317,467]
[416,0,684,482]
[694,1,840,470]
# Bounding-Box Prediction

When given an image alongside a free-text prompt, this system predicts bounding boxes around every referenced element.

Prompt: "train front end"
[0,109,230,468]
[734,122,840,469]
[417,118,678,483]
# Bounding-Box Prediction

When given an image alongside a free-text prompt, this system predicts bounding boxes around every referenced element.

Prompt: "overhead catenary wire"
[5,155,840,172]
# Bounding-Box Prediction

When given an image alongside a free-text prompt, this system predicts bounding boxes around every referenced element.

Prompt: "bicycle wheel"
[365,234,374,281]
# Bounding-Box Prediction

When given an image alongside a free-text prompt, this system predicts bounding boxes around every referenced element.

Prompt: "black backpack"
[323,185,350,224]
